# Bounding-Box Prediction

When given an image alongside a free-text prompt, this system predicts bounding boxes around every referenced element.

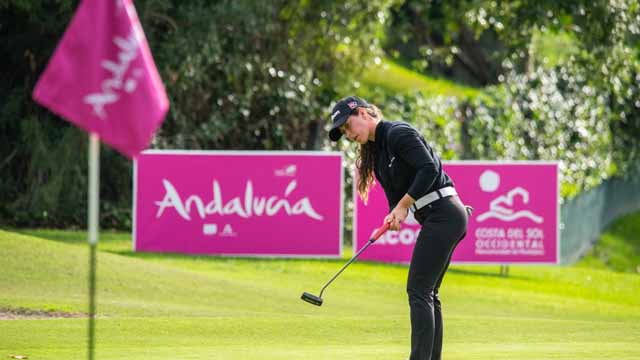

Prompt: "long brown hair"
[356,105,382,204]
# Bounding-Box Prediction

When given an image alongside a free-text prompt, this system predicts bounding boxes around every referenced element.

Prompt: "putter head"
[301,292,323,306]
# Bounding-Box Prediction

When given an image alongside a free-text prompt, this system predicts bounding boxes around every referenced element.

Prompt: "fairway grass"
[1,229,639,359]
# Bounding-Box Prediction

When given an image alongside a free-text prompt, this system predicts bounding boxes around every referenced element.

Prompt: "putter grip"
[371,222,391,241]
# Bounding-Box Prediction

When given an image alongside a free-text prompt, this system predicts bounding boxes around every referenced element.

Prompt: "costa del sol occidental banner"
[134,151,343,257]
[355,162,559,264]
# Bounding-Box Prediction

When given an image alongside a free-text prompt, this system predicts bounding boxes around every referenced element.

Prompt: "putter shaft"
[318,239,373,298]
[318,222,390,298]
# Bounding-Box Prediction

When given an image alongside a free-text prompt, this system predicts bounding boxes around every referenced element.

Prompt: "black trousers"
[408,195,468,360]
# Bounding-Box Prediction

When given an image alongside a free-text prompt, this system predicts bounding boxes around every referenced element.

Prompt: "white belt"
[411,186,457,212]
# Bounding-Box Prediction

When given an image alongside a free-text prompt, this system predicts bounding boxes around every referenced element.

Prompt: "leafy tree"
[465,0,640,176]
[386,0,640,176]
[144,0,394,151]
[385,0,508,86]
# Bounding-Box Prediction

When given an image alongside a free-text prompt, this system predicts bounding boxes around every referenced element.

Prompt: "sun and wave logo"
[476,170,544,224]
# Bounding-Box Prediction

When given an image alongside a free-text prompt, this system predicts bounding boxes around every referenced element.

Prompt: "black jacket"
[373,120,454,211]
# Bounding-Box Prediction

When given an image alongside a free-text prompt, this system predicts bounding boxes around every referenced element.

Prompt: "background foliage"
[1,0,639,229]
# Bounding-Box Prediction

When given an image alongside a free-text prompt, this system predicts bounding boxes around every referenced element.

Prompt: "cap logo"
[347,101,358,109]
[331,110,341,121]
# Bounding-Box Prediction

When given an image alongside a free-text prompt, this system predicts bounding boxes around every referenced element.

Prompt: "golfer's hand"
[385,206,408,231]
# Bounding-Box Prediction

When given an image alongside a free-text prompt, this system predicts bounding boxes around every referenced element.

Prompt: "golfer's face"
[340,111,368,144]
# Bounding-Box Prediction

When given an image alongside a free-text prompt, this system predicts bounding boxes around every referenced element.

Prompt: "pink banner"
[134,151,343,257]
[32,0,168,158]
[355,162,559,264]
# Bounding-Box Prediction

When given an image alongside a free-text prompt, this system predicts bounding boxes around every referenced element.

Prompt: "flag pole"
[31,2,169,357]
[87,132,100,360]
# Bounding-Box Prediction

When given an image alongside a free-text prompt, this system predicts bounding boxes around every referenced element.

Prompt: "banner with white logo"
[355,162,559,264]
[134,151,343,257]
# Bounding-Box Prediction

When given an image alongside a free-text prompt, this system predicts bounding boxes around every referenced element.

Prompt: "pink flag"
[32,0,169,158]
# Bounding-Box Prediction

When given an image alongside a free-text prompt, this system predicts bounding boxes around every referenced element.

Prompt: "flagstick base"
[88,243,97,360]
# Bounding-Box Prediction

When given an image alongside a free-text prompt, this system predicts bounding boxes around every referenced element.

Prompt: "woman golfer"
[329,96,469,360]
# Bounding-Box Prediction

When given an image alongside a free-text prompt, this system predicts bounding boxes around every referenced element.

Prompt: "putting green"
[1,229,639,359]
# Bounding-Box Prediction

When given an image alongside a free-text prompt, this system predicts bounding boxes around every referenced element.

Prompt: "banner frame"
[132,149,344,258]
[353,160,561,265]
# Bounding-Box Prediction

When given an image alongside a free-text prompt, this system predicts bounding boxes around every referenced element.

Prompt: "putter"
[301,222,390,306]
[301,205,474,306]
